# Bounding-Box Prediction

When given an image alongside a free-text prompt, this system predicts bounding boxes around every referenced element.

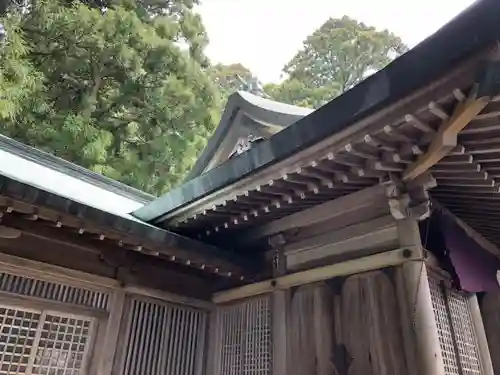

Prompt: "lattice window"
[428,277,482,375]
[121,297,207,375]
[218,296,272,375]
[0,272,109,310]
[447,290,482,375]
[0,308,40,374]
[0,306,95,375]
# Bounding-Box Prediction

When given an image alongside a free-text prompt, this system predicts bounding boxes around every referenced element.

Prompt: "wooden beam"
[123,285,214,310]
[236,184,386,243]
[0,251,119,289]
[404,91,489,181]
[0,213,255,278]
[213,247,422,304]
[286,216,399,271]
[285,215,396,254]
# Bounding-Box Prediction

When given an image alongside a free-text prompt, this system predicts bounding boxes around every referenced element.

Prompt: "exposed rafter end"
[403,47,500,182]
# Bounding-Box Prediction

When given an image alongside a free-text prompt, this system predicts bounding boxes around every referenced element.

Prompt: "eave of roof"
[185,91,312,181]
[0,135,155,206]
[0,153,258,279]
[134,0,500,225]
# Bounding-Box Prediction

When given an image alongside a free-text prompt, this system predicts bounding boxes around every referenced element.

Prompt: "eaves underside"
[133,0,500,228]
[161,60,500,253]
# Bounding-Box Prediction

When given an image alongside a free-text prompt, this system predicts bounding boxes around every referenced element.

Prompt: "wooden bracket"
[383,172,435,220]
[403,88,489,181]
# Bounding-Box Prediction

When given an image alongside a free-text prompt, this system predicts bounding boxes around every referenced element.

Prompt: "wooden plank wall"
[287,270,407,375]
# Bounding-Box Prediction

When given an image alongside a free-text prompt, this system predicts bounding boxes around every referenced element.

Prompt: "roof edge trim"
[0,135,155,204]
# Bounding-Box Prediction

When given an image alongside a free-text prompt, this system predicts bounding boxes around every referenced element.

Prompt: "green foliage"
[264,79,338,109]
[284,16,408,92]
[266,16,408,109]
[1,6,408,196]
[0,14,43,120]
[1,0,220,195]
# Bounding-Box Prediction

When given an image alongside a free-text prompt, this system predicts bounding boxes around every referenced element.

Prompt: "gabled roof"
[0,135,257,278]
[186,91,312,180]
[133,0,500,236]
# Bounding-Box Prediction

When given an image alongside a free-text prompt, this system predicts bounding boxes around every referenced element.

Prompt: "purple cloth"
[439,212,500,292]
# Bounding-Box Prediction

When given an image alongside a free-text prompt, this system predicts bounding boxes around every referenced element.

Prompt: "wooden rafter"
[403,88,490,181]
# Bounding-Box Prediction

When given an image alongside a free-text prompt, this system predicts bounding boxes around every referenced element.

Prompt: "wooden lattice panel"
[0,307,94,375]
[0,308,40,375]
[428,277,461,375]
[428,276,482,375]
[0,272,109,310]
[219,296,272,375]
[446,289,481,375]
[121,297,207,375]
[31,314,94,375]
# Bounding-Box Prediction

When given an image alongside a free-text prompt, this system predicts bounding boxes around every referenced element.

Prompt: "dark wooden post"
[270,234,288,375]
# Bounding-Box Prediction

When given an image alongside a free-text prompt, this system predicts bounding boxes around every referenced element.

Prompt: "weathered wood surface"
[213,248,422,304]
[288,270,407,375]
[469,294,494,375]
[236,185,387,245]
[481,291,500,374]
[285,215,398,271]
[0,233,215,300]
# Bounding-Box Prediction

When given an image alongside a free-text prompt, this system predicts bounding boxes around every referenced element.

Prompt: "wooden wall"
[288,270,407,375]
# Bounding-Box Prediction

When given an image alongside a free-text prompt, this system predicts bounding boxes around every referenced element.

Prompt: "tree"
[283,16,408,93]
[264,79,338,109]
[1,0,220,195]
[0,14,43,121]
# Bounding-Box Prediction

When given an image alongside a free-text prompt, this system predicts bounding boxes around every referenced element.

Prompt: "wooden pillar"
[469,294,494,375]
[272,290,287,375]
[205,309,222,375]
[480,291,500,373]
[396,219,445,375]
[96,290,126,375]
[271,236,287,375]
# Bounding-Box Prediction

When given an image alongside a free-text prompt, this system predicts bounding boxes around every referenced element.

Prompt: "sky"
[196,0,476,83]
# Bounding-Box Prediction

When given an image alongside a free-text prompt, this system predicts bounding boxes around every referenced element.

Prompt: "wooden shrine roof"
[133,0,500,253]
[0,136,257,281]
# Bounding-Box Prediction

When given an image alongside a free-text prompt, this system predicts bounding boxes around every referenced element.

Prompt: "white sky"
[197,0,476,83]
